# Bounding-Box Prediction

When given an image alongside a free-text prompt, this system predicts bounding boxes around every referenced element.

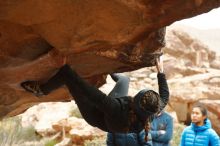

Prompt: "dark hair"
[133,89,160,142]
[140,90,160,113]
[134,89,160,121]
[192,103,208,117]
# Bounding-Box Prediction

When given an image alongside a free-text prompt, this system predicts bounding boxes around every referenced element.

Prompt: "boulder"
[125,28,220,133]
[52,117,105,145]
[0,0,220,118]
[21,101,105,145]
[163,28,220,134]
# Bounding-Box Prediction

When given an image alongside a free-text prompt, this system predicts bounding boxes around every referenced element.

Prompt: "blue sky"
[175,7,220,29]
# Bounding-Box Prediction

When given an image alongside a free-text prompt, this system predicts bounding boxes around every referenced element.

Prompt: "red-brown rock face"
[0,1,220,118]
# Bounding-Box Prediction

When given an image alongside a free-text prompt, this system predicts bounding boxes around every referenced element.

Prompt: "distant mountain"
[168,24,220,55]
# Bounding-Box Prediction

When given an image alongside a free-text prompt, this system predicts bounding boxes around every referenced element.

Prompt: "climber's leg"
[108,73,129,98]
[21,64,109,130]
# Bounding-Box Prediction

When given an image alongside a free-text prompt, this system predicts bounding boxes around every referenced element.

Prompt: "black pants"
[40,64,129,130]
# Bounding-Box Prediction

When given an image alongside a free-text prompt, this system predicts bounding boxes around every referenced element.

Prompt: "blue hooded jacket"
[150,111,173,146]
[106,130,152,146]
[180,119,220,146]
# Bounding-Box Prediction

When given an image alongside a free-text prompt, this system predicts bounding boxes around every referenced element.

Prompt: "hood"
[134,89,159,122]
[191,118,211,132]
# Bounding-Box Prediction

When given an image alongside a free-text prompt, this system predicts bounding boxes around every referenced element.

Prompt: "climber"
[20,56,169,139]
[106,73,152,146]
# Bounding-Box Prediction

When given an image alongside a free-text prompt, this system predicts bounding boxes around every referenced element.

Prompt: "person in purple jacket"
[180,103,220,146]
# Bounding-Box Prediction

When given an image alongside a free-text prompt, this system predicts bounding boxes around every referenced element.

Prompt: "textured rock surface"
[125,27,220,134]
[164,28,220,134]
[0,1,220,118]
[21,101,105,145]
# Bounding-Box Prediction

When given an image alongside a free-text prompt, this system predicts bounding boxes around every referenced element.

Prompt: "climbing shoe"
[21,81,44,97]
